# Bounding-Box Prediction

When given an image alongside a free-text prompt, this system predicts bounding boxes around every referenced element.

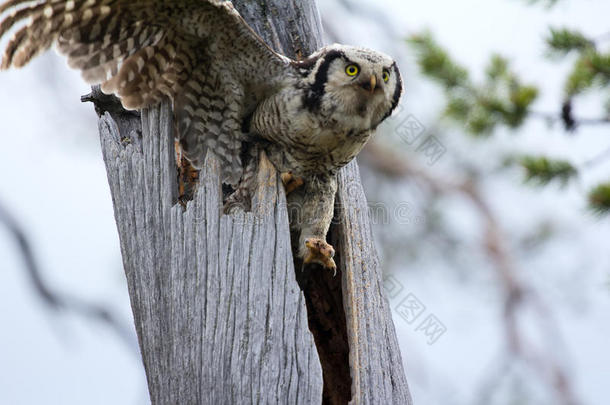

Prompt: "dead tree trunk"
[93,1,412,404]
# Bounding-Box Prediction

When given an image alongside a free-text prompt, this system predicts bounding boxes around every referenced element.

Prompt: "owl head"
[298,44,403,130]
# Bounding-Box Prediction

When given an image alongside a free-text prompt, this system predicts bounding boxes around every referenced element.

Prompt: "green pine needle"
[546,28,594,56]
[588,183,610,215]
[408,32,539,136]
[565,53,597,96]
[519,156,577,186]
[407,33,469,89]
[486,55,510,80]
[590,52,610,83]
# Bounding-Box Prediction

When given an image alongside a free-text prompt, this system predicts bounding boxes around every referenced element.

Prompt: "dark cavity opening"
[294,221,353,405]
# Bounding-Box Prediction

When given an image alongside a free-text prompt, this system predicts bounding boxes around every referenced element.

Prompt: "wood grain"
[95,1,412,403]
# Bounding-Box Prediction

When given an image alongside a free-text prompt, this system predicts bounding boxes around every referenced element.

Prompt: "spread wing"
[0,0,294,185]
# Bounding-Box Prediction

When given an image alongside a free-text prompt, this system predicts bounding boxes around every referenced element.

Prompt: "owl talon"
[175,140,199,204]
[304,238,337,275]
[281,172,304,194]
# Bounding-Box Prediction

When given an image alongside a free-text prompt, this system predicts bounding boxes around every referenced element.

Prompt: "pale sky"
[0,1,608,404]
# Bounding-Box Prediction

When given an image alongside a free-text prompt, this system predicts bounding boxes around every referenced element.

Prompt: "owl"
[0,0,402,273]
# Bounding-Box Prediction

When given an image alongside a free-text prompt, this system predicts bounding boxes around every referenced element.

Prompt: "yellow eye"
[345,64,359,77]
[382,70,390,82]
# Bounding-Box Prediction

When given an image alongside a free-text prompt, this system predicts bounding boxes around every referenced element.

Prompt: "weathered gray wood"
[95,1,411,404]
[336,163,413,405]
[100,102,322,404]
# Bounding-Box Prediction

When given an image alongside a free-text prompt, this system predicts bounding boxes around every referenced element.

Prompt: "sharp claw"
[176,140,200,203]
[281,172,304,194]
[303,238,337,273]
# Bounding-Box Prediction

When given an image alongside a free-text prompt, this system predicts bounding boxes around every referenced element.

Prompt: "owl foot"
[281,172,304,194]
[304,238,337,276]
[175,140,199,205]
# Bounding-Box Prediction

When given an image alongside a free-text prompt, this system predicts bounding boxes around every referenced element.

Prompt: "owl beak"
[359,75,378,93]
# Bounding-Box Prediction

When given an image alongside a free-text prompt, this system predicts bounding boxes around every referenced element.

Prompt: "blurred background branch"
[406,25,610,214]
[0,200,138,355]
[327,0,609,403]
[361,143,581,404]
[1,0,608,404]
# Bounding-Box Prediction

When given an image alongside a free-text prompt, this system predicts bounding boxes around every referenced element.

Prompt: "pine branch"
[407,32,470,89]
[518,156,577,186]
[546,28,595,56]
[588,183,610,215]
[530,106,610,131]
[360,143,583,405]
[408,33,539,135]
